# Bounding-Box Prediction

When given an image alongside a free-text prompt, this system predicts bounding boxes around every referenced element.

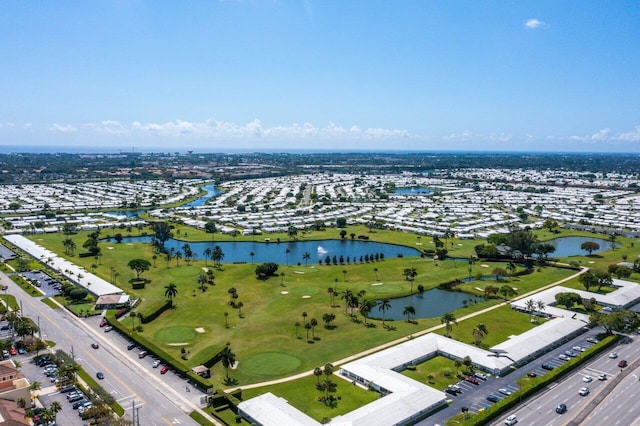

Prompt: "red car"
[160,365,170,375]
[618,360,628,368]
[465,376,480,385]
[99,318,107,327]
[8,347,17,356]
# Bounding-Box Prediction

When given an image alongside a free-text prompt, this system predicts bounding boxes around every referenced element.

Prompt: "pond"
[105,184,221,216]
[393,187,434,195]
[545,236,616,257]
[117,237,421,265]
[375,289,482,320]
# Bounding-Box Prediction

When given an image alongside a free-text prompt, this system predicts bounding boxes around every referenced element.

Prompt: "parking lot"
[20,270,62,297]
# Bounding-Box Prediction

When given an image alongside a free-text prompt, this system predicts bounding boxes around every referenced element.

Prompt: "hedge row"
[451,333,619,426]
[140,300,172,324]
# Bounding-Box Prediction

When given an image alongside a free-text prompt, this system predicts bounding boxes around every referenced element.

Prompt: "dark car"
[618,360,628,368]
[73,399,89,409]
[96,371,104,380]
[68,393,84,403]
[556,403,567,414]
[541,363,554,371]
[127,343,136,350]
[91,343,99,349]
[487,394,500,403]
[445,387,458,396]
[527,371,537,378]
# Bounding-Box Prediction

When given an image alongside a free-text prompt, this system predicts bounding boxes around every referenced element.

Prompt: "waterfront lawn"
[434,305,544,348]
[241,374,379,423]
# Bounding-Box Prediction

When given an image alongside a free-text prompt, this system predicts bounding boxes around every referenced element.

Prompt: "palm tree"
[212,245,224,267]
[220,344,236,380]
[305,322,312,340]
[294,321,300,338]
[30,380,41,404]
[175,251,182,266]
[525,299,536,321]
[536,299,546,315]
[237,301,244,317]
[50,401,62,422]
[341,289,353,314]
[328,287,335,307]
[303,251,311,266]
[373,267,379,281]
[224,312,229,328]
[472,323,488,346]
[164,282,178,306]
[342,269,348,281]
[203,247,213,266]
[249,251,255,264]
[441,312,457,337]
[403,305,416,322]
[302,311,308,325]
[310,318,318,338]
[360,299,374,325]
[314,367,324,386]
[285,248,291,266]
[378,298,391,326]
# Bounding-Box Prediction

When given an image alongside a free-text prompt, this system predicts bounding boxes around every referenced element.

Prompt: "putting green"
[368,284,403,294]
[154,326,198,343]
[290,286,322,296]
[241,352,302,376]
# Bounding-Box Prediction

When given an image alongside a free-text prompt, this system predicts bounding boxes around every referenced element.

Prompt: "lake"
[545,236,616,257]
[118,237,421,265]
[375,289,482,320]
[394,187,434,195]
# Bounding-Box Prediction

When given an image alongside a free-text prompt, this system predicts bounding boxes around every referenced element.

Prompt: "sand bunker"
[371,282,383,286]
[302,295,311,299]
[280,291,289,295]
[107,247,114,250]
[167,342,190,346]
[481,264,489,268]
[195,327,205,333]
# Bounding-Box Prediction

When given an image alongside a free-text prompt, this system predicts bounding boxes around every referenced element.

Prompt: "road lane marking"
[85,351,144,402]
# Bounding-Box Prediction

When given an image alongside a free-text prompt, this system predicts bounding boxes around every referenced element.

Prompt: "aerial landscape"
[1,2,639,426]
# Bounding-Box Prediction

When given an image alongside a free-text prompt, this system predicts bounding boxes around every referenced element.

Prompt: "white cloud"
[444,130,473,141]
[50,123,77,133]
[616,126,640,142]
[525,18,545,29]
[590,128,611,140]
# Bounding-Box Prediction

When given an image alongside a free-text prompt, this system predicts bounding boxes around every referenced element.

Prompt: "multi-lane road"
[1,270,212,426]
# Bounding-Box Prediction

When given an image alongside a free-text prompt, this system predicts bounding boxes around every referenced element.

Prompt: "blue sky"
[1,1,639,153]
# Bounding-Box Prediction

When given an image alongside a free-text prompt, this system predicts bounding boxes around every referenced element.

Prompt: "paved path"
[226,265,588,392]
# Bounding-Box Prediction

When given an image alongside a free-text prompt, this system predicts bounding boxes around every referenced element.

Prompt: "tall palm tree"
[536,299,546,314]
[285,248,291,266]
[341,290,353,314]
[314,367,323,385]
[30,380,41,404]
[212,245,224,267]
[378,298,391,326]
[302,311,308,325]
[328,287,335,307]
[373,267,379,281]
[249,251,255,264]
[237,301,244,317]
[310,318,318,338]
[220,344,236,380]
[342,269,348,282]
[164,283,178,306]
[359,299,375,325]
[403,305,416,322]
[50,401,62,423]
[203,247,213,266]
[441,312,457,337]
[525,299,536,321]
[302,252,311,266]
[472,323,488,346]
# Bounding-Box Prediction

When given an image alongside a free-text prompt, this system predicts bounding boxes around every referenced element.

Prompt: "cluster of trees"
[319,253,385,266]
[579,271,613,292]
[82,230,101,257]
[483,284,518,300]
[255,262,279,279]
[313,363,337,406]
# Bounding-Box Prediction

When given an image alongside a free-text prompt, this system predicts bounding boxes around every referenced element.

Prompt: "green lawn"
[402,355,461,390]
[241,373,379,422]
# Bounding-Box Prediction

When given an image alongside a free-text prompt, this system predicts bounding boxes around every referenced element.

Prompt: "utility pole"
[132,400,136,426]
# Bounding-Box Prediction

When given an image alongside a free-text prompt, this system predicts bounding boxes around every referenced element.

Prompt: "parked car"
[609,352,618,359]
[583,375,593,383]
[579,387,590,396]
[445,387,458,396]
[559,354,571,361]
[99,318,107,327]
[72,399,89,409]
[573,346,585,352]
[152,360,161,368]
[104,326,113,332]
[91,343,99,349]
[565,350,578,357]
[68,393,85,402]
[474,372,488,380]
[555,403,567,414]
[17,347,26,355]
[465,376,479,385]
[60,384,77,393]
[505,415,518,425]
[138,350,148,359]
[598,373,607,381]
[498,388,512,396]
[527,371,537,378]
[541,363,554,371]
[127,343,136,350]
[9,347,17,356]
[160,365,170,374]
[487,394,500,403]
[618,360,628,368]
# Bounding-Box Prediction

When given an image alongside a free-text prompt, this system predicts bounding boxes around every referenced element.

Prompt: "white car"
[505,415,518,425]
[579,387,590,396]
[609,352,618,359]
[582,375,593,383]
[474,372,488,380]
[499,388,512,396]
[598,373,607,381]
[559,354,571,361]
[573,346,585,352]
[152,359,161,368]
[586,337,598,343]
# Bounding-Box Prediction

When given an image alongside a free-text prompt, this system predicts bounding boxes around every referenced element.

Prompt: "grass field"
[24,227,637,390]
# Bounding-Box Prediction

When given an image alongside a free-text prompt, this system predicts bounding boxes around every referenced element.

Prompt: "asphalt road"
[1,270,205,426]
[490,333,640,426]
